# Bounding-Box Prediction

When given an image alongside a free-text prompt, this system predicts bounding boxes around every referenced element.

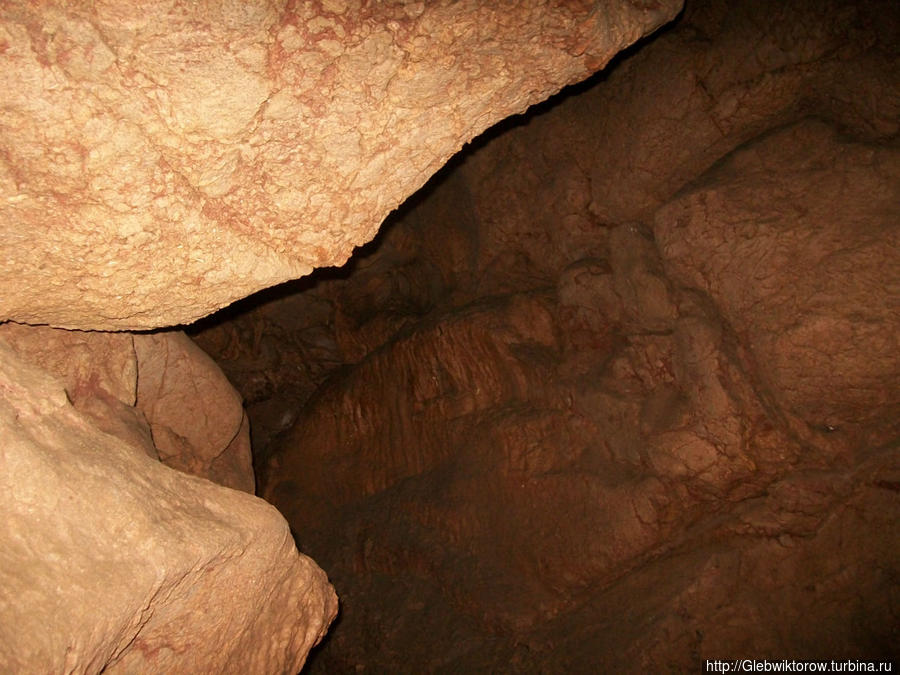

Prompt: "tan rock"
[0,324,256,490]
[135,331,255,493]
[0,339,337,673]
[0,0,681,330]
[0,322,158,458]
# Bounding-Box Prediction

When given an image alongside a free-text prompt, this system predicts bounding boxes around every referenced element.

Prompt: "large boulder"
[0,0,682,330]
[0,338,337,673]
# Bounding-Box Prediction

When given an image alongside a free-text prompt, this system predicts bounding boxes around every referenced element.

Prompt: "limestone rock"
[0,339,337,673]
[0,322,158,459]
[0,323,257,491]
[425,0,900,294]
[0,0,682,330]
[655,119,900,449]
[263,292,563,536]
[135,331,255,493]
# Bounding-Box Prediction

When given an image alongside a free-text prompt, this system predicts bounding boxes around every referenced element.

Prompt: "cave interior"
[189,0,900,671]
[0,0,898,672]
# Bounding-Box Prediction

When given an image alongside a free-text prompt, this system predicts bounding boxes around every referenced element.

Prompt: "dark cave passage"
[188,0,900,671]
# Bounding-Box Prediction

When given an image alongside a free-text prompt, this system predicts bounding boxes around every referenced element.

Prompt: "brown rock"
[417,0,900,297]
[655,120,900,449]
[239,0,900,670]
[0,0,681,330]
[263,292,563,532]
[516,454,900,671]
[4,0,895,670]
[0,340,337,673]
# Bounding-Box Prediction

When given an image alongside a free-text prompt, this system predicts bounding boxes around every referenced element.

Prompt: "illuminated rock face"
[0,328,337,674]
[0,0,681,330]
[187,0,900,670]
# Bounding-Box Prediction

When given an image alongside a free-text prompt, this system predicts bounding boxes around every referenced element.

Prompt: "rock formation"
[0,328,337,673]
[0,0,685,672]
[192,0,899,670]
[0,0,680,330]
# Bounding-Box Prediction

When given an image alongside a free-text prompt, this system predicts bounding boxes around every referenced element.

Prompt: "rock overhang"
[0,0,683,330]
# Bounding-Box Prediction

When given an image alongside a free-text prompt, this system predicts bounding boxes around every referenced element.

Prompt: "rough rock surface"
[0,323,256,492]
[0,322,156,458]
[189,0,900,670]
[0,0,681,330]
[134,331,255,493]
[0,337,337,673]
[655,120,900,451]
[0,3,690,671]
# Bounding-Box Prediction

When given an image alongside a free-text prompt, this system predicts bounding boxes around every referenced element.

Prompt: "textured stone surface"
[655,120,900,450]
[189,0,900,669]
[0,2,710,671]
[0,0,681,330]
[0,322,157,458]
[0,323,256,491]
[135,331,255,493]
[0,338,337,673]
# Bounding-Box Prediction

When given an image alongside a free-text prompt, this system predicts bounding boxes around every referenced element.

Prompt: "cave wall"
[192,0,900,670]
